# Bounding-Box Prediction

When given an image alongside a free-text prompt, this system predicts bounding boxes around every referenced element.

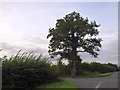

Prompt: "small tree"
[47,11,102,77]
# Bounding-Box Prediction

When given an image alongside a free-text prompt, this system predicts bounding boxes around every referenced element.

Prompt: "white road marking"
[95,82,103,89]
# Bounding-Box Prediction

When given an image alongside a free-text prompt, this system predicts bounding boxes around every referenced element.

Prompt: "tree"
[47,11,102,77]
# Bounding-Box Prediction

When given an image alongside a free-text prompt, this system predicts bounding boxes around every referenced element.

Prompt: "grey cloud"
[0,42,23,57]
[0,41,48,57]
[23,36,48,45]
[0,42,22,53]
[79,29,118,64]
[24,47,48,54]
[96,29,118,64]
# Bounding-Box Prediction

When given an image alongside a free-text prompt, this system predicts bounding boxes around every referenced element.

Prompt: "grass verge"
[98,72,113,77]
[79,72,113,78]
[60,72,113,78]
[35,80,79,89]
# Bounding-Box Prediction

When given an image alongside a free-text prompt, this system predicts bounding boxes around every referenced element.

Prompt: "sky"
[0,2,118,64]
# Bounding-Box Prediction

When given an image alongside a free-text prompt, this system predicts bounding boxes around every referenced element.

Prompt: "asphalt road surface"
[64,72,119,89]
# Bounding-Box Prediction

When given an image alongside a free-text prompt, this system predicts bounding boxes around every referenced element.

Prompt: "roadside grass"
[35,80,79,89]
[59,72,114,79]
[34,72,113,90]
[98,72,113,77]
[78,72,113,78]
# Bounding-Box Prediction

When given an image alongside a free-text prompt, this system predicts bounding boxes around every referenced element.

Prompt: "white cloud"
[81,28,118,64]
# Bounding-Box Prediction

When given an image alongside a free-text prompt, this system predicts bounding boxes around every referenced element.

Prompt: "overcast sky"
[0,2,118,64]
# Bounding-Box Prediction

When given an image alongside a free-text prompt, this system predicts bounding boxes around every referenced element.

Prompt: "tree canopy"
[47,11,102,76]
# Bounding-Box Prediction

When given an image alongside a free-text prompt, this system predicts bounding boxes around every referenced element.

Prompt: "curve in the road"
[64,72,118,89]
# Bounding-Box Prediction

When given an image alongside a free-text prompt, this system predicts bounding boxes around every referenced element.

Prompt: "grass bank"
[79,72,113,78]
[35,80,79,89]
[98,72,113,77]
[61,72,113,78]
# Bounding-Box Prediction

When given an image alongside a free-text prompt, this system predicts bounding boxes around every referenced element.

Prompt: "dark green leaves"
[47,11,102,60]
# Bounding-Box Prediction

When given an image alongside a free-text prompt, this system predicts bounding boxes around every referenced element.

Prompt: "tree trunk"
[71,50,77,77]
[76,57,82,76]
[71,31,78,77]
[71,61,77,78]
[71,54,82,77]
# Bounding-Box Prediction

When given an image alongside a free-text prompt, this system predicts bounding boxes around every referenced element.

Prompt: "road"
[64,72,119,89]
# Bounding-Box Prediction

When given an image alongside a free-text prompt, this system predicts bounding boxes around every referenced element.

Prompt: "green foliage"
[2,51,58,89]
[36,80,79,89]
[47,11,102,60]
[89,62,117,73]
[56,59,68,76]
[47,11,102,76]
[56,60,118,77]
[76,62,118,75]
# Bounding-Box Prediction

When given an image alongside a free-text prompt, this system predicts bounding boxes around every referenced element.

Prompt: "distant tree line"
[55,60,119,76]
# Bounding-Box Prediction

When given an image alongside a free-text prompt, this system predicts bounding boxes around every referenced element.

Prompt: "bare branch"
[77,50,85,52]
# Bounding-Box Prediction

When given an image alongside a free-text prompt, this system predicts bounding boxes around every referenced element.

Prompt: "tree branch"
[77,50,85,52]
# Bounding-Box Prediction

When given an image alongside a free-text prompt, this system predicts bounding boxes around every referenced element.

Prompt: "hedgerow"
[2,51,58,89]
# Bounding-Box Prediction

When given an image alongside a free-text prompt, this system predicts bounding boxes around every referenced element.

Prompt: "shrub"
[2,51,58,89]
[74,62,118,76]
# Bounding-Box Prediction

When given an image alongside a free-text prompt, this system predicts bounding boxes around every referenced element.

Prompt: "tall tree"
[47,11,102,77]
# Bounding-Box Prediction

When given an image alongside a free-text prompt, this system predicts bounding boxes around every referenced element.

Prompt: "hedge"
[2,51,59,89]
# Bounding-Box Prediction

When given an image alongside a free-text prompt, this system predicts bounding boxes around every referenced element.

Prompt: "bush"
[74,62,118,76]
[2,51,58,89]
